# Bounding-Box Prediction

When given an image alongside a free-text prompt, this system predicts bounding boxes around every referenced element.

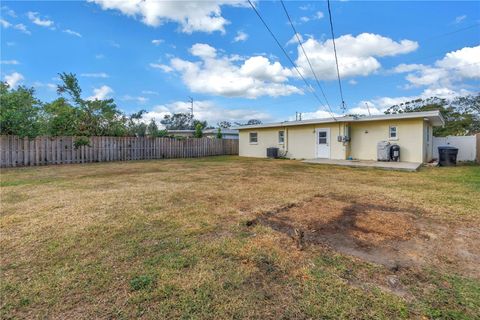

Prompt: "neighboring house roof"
[167,130,194,134]
[233,110,445,130]
[166,129,239,135]
[203,129,239,135]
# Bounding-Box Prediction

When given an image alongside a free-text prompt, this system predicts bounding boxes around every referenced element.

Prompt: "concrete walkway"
[302,159,422,172]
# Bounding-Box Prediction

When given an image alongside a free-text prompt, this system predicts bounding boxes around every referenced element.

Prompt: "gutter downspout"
[285,126,289,157]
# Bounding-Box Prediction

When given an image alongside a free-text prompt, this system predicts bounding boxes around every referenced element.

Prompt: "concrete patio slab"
[302,159,422,172]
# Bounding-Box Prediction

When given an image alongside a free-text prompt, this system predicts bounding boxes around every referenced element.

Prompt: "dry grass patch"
[1,157,479,319]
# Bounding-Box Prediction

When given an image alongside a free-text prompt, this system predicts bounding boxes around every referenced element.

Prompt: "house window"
[278,130,285,144]
[389,125,398,140]
[318,131,327,144]
[249,132,258,144]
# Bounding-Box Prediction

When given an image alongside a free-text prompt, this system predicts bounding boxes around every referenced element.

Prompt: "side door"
[316,128,330,158]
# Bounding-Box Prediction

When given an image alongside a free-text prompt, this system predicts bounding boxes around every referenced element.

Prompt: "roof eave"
[234,111,445,130]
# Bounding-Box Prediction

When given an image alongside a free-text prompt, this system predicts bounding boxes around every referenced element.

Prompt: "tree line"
[0,72,262,139]
[1,72,478,138]
[384,95,479,136]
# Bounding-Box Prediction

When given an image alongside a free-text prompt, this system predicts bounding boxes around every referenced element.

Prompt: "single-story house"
[236,111,445,163]
[166,128,239,139]
[204,128,239,140]
[166,130,196,138]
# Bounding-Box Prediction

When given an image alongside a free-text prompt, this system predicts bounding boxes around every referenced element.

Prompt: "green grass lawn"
[1,157,479,319]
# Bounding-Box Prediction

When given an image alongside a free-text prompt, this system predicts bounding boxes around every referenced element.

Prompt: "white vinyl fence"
[433,135,477,162]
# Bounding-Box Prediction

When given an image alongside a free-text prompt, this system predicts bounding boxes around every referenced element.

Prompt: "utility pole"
[365,102,371,116]
[188,96,194,117]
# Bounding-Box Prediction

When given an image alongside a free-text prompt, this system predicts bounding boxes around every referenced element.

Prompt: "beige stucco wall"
[238,123,348,159]
[349,118,425,163]
[239,118,431,163]
[239,127,286,158]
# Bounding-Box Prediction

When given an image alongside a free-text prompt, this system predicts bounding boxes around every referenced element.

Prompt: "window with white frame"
[249,132,258,144]
[389,125,398,139]
[278,130,285,144]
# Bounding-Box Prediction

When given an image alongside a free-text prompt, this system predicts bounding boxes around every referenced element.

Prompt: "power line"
[428,22,480,41]
[326,0,346,113]
[395,61,480,73]
[280,0,336,120]
[246,0,338,121]
[364,22,480,60]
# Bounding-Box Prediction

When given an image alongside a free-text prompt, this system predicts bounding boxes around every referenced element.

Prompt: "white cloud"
[87,85,113,100]
[95,54,105,59]
[294,109,342,121]
[81,72,109,78]
[122,95,148,104]
[4,72,24,88]
[150,63,174,73]
[144,100,272,126]
[89,0,247,34]
[14,23,31,35]
[189,43,217,58]
[240,56,294,82]
[0,19,11,28]
[109,40,120,48]
[33,81,57,91]
[436,46,480,79]
[295,33,418,80]
[405,67,448,87]
[421,87,472,99]
[395,46,480,89]
[349,97,413,115]
[454,15,467,24]
[2,6,17,18]
[27,11,54,27]
[141,90,159,95]
[345,46,480,117]
[1,60,19,65]
[152,39,164,46]
[392,63,425,73]
[286,33,303,46]
[347,87,474,116]
[233,30,248,42]
[348,79,357,85]
[1,19,31,34]
[166,43,302,99]
[296,11,324,24]
[63,29,82,37]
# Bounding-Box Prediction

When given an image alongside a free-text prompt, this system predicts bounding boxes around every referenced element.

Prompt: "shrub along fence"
[0,135,239,168]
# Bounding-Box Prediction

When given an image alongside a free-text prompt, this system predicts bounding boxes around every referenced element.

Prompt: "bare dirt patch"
[248,195,480,278]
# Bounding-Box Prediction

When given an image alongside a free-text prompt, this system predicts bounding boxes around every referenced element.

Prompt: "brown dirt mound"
[249,195,480,278]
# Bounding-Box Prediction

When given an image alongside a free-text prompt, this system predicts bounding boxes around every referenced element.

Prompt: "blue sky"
[1,1,479,125]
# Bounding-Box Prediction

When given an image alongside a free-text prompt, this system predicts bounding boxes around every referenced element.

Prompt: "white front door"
[316,128,330,158]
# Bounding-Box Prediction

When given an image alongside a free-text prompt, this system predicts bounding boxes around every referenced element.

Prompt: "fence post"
[476,133,480,164]
[0,135,239,167]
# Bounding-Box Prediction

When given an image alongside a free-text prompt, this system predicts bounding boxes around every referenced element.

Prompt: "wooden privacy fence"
[0,136,239,168]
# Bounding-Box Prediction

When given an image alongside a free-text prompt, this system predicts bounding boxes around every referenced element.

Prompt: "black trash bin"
[438,146,459,166]
[266,147,279,159]
[390,144,400,162]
